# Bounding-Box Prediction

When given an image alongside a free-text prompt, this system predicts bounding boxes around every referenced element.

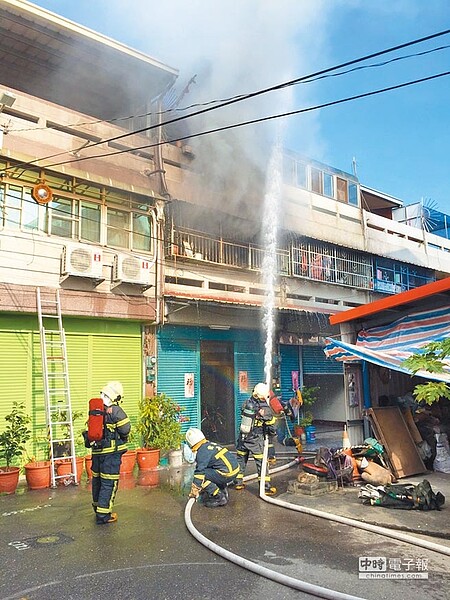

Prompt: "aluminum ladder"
[37,287,77,487]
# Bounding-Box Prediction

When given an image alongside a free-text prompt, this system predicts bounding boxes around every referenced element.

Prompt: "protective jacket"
[192,440,239,489]
[91,402,131,522]
[235,394,277,490]
[242,396,277,438]
[91,404,131,455]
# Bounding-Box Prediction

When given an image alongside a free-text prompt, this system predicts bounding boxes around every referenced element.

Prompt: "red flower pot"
[119,450,137,475]
[24,461,51,490]
[136,448,160,471]
[84,455,92,480]
[137,468,160,487]
[0,466,20,494]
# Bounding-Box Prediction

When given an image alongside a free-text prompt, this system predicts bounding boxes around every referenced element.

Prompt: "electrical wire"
[2,28,450,176]
[7,41,450,136]
[34,69,450,172]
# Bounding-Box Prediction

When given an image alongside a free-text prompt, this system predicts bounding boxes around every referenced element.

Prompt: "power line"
[2,27,450,176]
[8,42,450,136]
[38,69,450,171]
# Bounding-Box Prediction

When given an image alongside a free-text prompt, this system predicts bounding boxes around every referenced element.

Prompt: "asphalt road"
[1,463,449,600]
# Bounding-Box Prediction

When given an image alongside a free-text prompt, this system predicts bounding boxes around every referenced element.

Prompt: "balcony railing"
[171,228,290,275]
[169,227,432,293]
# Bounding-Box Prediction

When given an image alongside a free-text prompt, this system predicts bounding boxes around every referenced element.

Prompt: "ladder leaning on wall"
[36,287,77,488]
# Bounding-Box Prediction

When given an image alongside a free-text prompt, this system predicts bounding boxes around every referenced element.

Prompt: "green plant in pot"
[136,394,184,470]
[298,385,319,430]
[0,402,31,494]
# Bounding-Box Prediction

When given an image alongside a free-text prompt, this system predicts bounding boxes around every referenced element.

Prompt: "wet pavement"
[1,453,449,600]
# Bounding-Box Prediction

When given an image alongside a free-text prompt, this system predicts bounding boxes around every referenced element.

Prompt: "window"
[132,212,153,252]
[295,162,307,189]
[0,184,39,231]
[282,157,295,185]
[323,173,334,198]
[311,168,323,194]
[349,183,358,206]
[336,178,348,202]
[46,197,78,239]
[107,207,129,249]
[80,201,101,243]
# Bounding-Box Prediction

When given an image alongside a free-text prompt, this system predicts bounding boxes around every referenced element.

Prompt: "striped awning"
[324,304,450,382]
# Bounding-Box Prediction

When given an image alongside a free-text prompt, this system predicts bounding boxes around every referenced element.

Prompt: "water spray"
[262,141,283,388]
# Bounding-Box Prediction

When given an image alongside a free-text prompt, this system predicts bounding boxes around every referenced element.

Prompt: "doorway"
[200,340,235,444]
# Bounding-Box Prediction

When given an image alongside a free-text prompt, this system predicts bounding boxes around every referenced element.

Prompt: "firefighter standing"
[186,427,239,508]
[91,381,131,524]
[235,382,277,495]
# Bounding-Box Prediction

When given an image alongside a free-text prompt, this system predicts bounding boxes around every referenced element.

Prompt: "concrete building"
[1,0,450,454]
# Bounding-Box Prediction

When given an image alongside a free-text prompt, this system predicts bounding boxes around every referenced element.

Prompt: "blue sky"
[32,1,450,214]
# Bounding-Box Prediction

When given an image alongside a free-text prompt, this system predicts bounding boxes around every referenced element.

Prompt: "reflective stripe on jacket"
[193,440,239,487]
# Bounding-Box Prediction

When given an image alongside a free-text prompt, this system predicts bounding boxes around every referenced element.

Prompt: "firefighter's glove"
[189,483,202,499]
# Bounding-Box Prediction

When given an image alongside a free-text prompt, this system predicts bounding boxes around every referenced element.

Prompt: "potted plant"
[298,385,320,443]
[0,402,31,494]
[23,429,52,490]
[136,394,184,470]
[51,409,85,484]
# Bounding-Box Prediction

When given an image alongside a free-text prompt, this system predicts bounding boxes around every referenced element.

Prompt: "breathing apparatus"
[240,382,268,434]
[240,397,259,434]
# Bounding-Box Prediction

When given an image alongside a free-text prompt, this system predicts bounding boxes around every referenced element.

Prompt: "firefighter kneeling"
[186,427,239,508]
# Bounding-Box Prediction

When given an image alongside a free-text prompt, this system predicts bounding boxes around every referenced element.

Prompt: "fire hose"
[185,437,450,598]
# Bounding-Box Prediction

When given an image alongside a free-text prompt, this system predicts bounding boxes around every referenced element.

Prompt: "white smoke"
[101,0,333,213]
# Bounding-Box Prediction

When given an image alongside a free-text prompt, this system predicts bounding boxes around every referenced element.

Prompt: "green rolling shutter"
[0,317,142,458]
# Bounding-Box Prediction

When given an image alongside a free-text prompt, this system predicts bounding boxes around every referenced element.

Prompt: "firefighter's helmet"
[101,381,124,405]
[253,382,270,400]
[185,427,205,448]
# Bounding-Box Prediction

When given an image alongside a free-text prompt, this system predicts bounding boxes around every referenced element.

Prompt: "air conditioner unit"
[113,254,153,287]
[61,244,104,279]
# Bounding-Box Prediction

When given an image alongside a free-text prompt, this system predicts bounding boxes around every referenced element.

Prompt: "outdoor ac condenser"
[61,243,104,279]
[112,253,153,287]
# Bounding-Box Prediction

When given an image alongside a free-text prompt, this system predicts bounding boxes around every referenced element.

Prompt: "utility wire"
[7,42,450,135]
[1,27,450,176]
[38,70,450,171]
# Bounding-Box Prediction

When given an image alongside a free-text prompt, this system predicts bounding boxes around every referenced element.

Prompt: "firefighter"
[91,381,131,524]
[186,427,239,508]
[235,382,277,495]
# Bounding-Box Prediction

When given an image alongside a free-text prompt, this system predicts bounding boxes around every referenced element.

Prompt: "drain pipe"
[259,438,450,557]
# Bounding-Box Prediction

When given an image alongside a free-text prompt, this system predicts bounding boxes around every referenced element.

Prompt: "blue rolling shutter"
[303,345,343,374]
[157,331,199,433]
[234,339,264,437]
[280,344,300,401]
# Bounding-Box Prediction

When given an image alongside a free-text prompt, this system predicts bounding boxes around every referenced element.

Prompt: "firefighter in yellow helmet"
[235,382,277,495]
[91,381,131,524]
[186,427,239,508]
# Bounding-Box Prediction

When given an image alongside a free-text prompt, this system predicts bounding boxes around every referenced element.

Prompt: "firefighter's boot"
[264,485,277,496]
[204,491,228,508]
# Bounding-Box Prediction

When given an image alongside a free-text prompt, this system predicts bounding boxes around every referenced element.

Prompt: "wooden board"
[367,407,426,479]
